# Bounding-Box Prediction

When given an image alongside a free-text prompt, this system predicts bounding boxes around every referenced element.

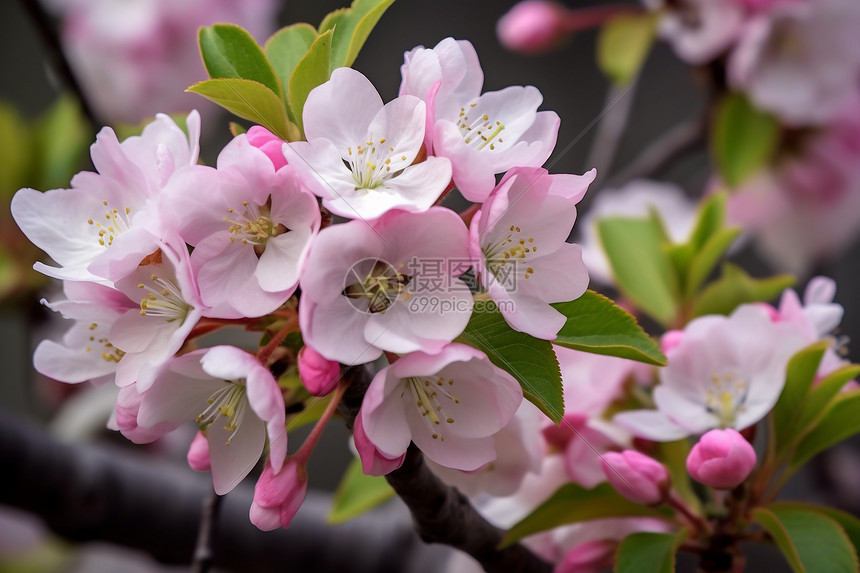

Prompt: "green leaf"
[712,92,779,187]
[597,216,680,326]
[456,304,563,423]
[615,529,688,573]
[33,96,90,190]
[768,502,860,559]
[657,439,701,513]
[597,12,656,85]
[688,192,727,250]
[198,24,282,96]
[319,0,397,68]
[753,506,858,573]
[327,457,395,524]
[772,341,829,456]
[265,23,318,125]
[0,101,33,192]
[552,290,667,366]
[684,227,742,300]
[791,389,860,469]
[288,30,333,136]
[501,483,670,547]
[691,263,793,318]
[187,78,299,141]
[795,364,860,433]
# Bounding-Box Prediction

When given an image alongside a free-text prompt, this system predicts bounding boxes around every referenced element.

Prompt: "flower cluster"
[13,37,593,527]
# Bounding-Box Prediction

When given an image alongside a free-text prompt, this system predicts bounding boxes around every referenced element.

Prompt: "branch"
[337,367,554,573]
[0,410,448,573]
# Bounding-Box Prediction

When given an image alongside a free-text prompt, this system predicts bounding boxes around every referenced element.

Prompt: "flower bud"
[297,346,340,397]
[250,458,308,531]
[187,431,211,472]
[600,450,670,505]
[660,329,684,354]
[497,1,568,54]
[247,126,287,171]
[555,540,616,573]
[354,414,405,476]
[686,429,756,489]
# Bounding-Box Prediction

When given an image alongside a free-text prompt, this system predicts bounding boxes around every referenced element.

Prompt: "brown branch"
[0,409,446,573]
[337,367,554,573]
[190,488,222,573]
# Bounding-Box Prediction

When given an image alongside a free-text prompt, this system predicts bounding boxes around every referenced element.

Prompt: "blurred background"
[1,0,858,571]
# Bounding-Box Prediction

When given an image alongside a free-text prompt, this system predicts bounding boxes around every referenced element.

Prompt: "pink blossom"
[47,0,277,124]
[600,450,670,505]
[654,0,746,64]
[299,208,472,365]
[729,0,860,126]
[471,167,590,339]
[497,1,568,54]
[250,459,308,531]
[11,111,200,283]
[614,304,806,440]
[578,179,697,286]
[137,346,287,495]
[400,38,559,201]
[111,384,172,444]
[161,134,319,318]
[353,414,405,476]
[297,346,341,397]
[359,344,522,471]
[283,68,452,220]
[544,413,625,488]
[427,401,545,496]
[246,126,287,170]
[554,540,616,573]
[687,428,757,489]
[556,346,637,416]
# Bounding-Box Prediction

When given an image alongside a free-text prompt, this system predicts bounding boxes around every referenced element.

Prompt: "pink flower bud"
[250,458,308,531]
[354,414,405,476]
[686,429,756,489]
[297,346,340,397]
[247,126,287,171]
[600,450,670,505]
[187,431,211,472]
[555,540,616,573]
[660,330,684,354]
[497,1,568,54]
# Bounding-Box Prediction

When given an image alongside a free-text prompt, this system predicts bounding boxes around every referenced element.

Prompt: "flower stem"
[256,318,298,365]
[669,491,713,538]
[294,381,349,464]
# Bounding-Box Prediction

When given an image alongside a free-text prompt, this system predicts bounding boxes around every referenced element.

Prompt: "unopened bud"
[600,450,670,505]
[686,428,756,489]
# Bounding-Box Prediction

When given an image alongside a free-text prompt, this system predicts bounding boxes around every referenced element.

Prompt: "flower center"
[84,321,125,364]
[342,259,411,314]
[138,272,192,323]
[224,197,289,256]
[704,373,749,428]
[404,376,460,442]
[196,381,248,445]
[346,136,406,191]
[457,103,505,151]
[482,224,538,288]
[87,200,133,248]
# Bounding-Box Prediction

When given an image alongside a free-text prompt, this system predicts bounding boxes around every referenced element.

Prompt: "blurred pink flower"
[687,428,757,489]
[600,450,670,505]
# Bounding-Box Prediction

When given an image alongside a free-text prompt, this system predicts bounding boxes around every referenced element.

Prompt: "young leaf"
[552,290,667,366]
[33,96,90,190]
[791,389,860,469]
[198,24,282,96]
[772,341,829,456]
[0,101,33,193]
[683,227,742,299]
[687,191,727,250]
[691,263,793,318]
[456,305,563,423]
[500,483,670,547]
[768,502,860,559]
[794,364,860,433]
[188,78,300,141]
[596,12,656,85]
[288,30,333,135]
[265,23,318,124]
[327,457,395,524]
[615,529,688,573]
[319,0,397,68]
[712,92,779,187]
[753,506,858,573]
[597,216,680,326]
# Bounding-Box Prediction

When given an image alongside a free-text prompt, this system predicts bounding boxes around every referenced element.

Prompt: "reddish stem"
[294,382,349,464]
[559,4,641,32]
[668,492,712,539]
[257,318,298,365]
[459,203,482,227]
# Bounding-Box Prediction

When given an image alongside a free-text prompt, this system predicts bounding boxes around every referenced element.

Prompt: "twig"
[585,79,639,188]
[190,488,223,573]
[337,366,554,573]
[604,117,706,189]
[19,0,100,129]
